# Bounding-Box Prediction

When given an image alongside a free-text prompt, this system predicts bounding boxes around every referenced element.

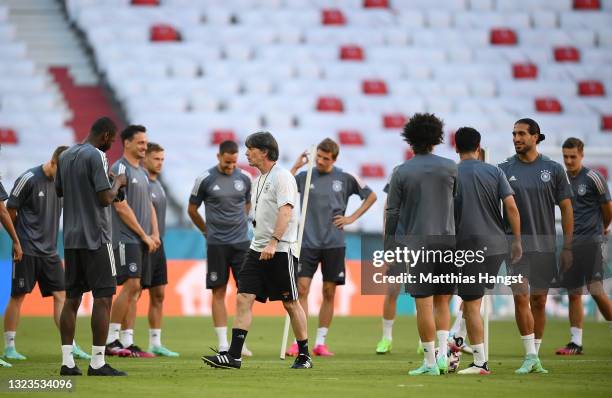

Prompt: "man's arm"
[601,200,612,234]
[7,207,17,224]
[333,191,378,229]
[150,203,160,249]
[290,151,308,176]
[0,202,22,261]
[260,204,293,260]
[559,198,574,272]
[502,195,522,264]
[113,200,156,252]
[187,203,207,236]
[97,175,125,206]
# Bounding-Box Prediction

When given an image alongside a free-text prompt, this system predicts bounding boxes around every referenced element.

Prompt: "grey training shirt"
[189,167,252,245]
[455,159,514,255]
[7,165,61,256]
[385,153,457,247]
[498,154,573,253]
[110,157,153,247]
[569,166,611,242]
[295,166,372,249]
[55,143,113,250]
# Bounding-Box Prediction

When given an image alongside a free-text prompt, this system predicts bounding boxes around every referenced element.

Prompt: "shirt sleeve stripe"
[191,172,209,196]
[11,171,34,197]
[587,170,606,195]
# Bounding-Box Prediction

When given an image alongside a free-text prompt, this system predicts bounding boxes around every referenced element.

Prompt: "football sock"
[228,328,247,359]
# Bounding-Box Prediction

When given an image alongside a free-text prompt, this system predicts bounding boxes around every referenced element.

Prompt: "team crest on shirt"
[577,184,587,196]
[264,182,272,192]
[332,180,343,192]
[234,179,245,191]
[540,169,551,183]
[210,272,218,282]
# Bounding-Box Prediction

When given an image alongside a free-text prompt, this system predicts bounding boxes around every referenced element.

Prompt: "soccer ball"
[448,350,462,373]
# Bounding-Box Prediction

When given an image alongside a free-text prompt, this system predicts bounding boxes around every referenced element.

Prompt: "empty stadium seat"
[574,0,601,9]
[490,28,518,45]
[321,9,346,25]
[363,0,389,8]
[317,96,344,112]
[132,0,159,5]
[602,115,612,130]
[554,46,581,62]
[338,130,365,146]
[0,128,17,144]
[150,24,181,42]
[360,163,385,178]
[535,97,563,113]
[362,79,388,95]
[211,129,237,145]
[340,45,365,61]
[578,80,605,96]
[383,113,407,129]
[513,63,538,79]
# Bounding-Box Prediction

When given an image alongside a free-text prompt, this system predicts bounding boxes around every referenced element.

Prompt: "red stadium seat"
[405,148,414,160]
[574,0,600,10]
[0,128,17,144]
[554,46,580,62]
[490,28,518,45]
[361,163,385,178]
[132,0,159,5]
[211,129,236,145]
[340,45,365,61]
[362,79,388,95]
[317,96,344,112]
[150,24,181,42]
[364,0,389,8]
[602,115,612,130]
[382,113,407,129]
[513,63,538,79]
[448,131,457,148]
[578,80,605,96]
[338,130,364,146]
[590,165,609,180]
[322,9,346,25]
[238,163,259,178]
[535,97,563,113]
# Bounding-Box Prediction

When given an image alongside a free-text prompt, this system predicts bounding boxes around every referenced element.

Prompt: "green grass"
[1,316,611,397]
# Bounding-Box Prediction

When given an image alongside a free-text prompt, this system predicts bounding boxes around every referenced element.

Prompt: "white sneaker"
[457,362,490,375]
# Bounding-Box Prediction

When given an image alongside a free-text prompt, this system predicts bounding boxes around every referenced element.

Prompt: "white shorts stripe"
[107,243,116,277]
[288,251,298,300]
[119,243,126,267]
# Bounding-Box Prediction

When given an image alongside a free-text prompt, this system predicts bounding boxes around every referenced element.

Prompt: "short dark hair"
[146,142,164,154]
[120,125,146,144]
[401,113,444,154]
[245,131,279,161]
[52,145,69,163]
[219,140,238,155]
[562,137,584,153]
[515,118,546,143]
[90,117,117,137]
[455,127,481,153]
[317,138,340,160]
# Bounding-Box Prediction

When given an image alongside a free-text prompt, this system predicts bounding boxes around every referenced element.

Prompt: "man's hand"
[110,172,127,189]
[290,151,309,175]
[560,247,573,274]
[152,233,161,249]
[259,240,278,260]
[510,239,523,265]
[333,215,355,229]
[142,235,157,253]
[12,241,23,262]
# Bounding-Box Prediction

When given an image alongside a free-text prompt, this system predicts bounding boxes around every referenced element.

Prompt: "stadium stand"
[4,0,612,232]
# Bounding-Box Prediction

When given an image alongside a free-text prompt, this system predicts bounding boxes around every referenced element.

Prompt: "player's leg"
[457,297,490,375]
[409,295,440,376]
[207,244,232,353]
[376,264,402,354]
[3,294,26,360]
[87,245,126,376]
[433,294,452,373]
[211,285,229,350]
[229,242,253,357]
[3,254,36,360]
[119,278,151,356]
[290,248,317,356]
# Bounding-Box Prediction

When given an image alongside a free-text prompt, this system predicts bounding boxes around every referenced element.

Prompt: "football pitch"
[2,316,611,398]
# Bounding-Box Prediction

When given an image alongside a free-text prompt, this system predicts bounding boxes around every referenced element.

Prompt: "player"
[453,127,522,374]
[3,146,90,362]
[556,137,612,355]
[55,116,127,376]
[202,131,312,369]
[385,113,457,376]
[188,140,253,356]
[287,138,377,356]
[0,176,22,368]
[498,118,573,374]
[106,125,159,358]
[143,142,179,356]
